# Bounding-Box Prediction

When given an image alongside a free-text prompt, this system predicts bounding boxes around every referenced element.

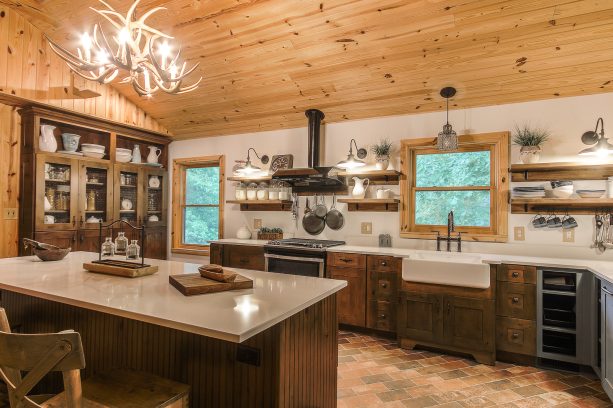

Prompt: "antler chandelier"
[46,0,201,97]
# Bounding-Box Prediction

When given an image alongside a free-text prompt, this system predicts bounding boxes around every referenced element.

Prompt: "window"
[401,132,508,242]
[172,156,224,254]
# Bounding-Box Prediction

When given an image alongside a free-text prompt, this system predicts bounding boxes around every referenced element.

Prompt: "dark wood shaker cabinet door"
[209,243,223,265]
[397,292,443,343]
[329,267,366,327]
[76,228,112,252]
[444,296,495,352]
[223,245,265,271]
[143,227,168,260]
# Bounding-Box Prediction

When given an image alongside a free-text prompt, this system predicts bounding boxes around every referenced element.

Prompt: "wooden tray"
[169,273,253,296]
[83,262,159,278]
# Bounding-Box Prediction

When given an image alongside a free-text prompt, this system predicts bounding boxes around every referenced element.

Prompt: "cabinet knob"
[512,297,520,303]
[381,261,387,266]
[380,282,387,289]
[340,258,351,263]
[512,272,520,278]
[512,332,520,339]
[378,314,386,319]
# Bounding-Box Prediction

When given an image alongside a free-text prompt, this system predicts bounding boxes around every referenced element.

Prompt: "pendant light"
[336,139,368,169]
[579,118,613,157]
[236,148,269,175]
[437,87,458,151]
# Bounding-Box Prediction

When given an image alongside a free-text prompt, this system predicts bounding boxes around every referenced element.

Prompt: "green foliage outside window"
[414,151,491,227]
[183,166,220,245]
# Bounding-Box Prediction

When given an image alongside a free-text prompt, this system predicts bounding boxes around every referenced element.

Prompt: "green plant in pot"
[512,125,550,164]
[371,139,394,170]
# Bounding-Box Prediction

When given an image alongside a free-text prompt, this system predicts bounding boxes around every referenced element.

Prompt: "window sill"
[171,247,210,256]
[400,232,508,243]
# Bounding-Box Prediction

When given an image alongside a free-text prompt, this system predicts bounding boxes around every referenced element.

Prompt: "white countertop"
[208,239,613,284]
[210,239,270,246]
[0,252,346,343]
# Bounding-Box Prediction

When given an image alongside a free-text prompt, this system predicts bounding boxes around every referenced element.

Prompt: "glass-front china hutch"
[19,106,169,259]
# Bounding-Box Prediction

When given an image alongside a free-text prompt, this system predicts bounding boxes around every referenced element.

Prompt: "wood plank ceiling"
[9,0,613,139]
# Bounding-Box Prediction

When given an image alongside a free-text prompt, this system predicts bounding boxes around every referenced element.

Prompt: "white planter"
[375,155,390,170]
[519,146,541,164]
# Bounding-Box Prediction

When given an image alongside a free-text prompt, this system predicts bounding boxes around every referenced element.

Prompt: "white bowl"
[116,148,132,154]
[116,154,132,163]
[577,190,605,198]
[83,151,105,159]
[81,143,105,153]
[551,188,573,198]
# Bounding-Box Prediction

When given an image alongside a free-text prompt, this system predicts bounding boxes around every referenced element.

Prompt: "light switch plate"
[361,222,372,234]
[514,226,525,241]
[563,228,575,243]
[253,218,262,229]
[3,208,17,220]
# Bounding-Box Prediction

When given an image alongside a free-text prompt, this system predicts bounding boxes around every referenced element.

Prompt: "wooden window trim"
[171,155,225,255]
[400,132,509,243]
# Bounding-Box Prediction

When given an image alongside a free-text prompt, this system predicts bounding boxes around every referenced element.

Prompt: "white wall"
[169,92,613,261]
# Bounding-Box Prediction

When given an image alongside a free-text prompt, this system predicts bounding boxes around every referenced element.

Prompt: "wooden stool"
[0,308,189,408]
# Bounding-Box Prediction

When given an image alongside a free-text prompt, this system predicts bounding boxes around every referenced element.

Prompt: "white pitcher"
[131,145,142,164]
[39,124,57,152]
[351,177,370,199]
[147,146,162,164]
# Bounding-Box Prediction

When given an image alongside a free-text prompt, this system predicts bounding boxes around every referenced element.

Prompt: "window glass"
[415,190,490,227]
[415,151,490,187]
[183,206,220,245]
[185,167,220,205]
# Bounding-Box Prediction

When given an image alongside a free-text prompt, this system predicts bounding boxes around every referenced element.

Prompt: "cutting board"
[83,262,159,278]
[169,273,253,296]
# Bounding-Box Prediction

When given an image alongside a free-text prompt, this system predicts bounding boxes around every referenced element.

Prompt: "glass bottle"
[268,180,279,200]
[246,183,258,201]
[126,240,140,260]
[101,237,115,257]
[257,182,269,200]
[115,232,128,254]
[235,182,247,200]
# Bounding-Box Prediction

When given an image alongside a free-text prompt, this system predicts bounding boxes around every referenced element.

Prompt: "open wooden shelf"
[510,161,613,182]
[337,198,399,212]
[227,175,272,183]
[511,197,613,214]
[337,170,401,185]
[226,199,292,211]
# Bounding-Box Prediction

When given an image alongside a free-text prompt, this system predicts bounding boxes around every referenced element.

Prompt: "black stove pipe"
[305,109,325,168]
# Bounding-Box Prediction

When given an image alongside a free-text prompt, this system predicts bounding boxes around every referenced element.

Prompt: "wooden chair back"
[0,308,86,408]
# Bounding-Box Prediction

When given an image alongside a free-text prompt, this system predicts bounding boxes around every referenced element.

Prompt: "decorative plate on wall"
[270,154,294,172]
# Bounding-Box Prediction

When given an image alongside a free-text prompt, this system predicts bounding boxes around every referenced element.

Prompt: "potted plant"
[513,125,550,164]
[371,139,394,170]
[257,227,283,241]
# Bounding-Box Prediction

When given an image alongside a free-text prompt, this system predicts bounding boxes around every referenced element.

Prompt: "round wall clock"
[270,154,294,172]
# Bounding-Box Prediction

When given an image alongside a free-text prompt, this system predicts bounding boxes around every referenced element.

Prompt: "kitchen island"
[0,252,346,407]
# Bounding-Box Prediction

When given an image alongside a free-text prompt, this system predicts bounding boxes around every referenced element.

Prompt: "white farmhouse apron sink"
[401,252,491,289]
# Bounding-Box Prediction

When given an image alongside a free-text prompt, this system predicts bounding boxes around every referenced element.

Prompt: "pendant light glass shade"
[437,87,458,151]
[235,148,269,175]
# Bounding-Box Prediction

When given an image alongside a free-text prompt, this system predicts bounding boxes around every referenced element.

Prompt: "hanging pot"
[325,194,344,231]
[302,197,325,235]
[313,194,328,219]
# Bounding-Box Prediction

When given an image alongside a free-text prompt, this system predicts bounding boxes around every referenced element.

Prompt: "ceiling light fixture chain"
[46,0,202,97]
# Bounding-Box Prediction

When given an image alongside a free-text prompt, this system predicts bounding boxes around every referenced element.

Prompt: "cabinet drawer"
[328,252,366,269]
[496,282,536,320]
[367,255,398,272]
[496,316,536,356]
[368,270,398,302]
[367,300,395,332]
[224,245,265,271]
[498,264,537,284]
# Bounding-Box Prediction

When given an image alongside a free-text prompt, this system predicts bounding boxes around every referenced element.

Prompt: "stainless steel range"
[264,238,346,278]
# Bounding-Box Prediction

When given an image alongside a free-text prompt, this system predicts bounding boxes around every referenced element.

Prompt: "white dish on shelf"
[143,163,163,167]
[81,143,105,153]
[57,150,83,156]
[576,190,605,198]
[121,198,133,210]
[82,151,105,159]
[116,153,133,163]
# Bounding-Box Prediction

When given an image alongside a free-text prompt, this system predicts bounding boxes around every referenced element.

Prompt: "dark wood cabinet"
[444,296,495,352]
[35,231,77,249]
[222,245,265,271]
[328,266,366,327]
[398,292,442,343]
[143,227,168,260]
[366,255,400,332]
[209,243,222,265]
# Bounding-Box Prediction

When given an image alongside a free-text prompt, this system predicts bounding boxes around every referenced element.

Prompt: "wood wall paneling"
[0,5,170,258]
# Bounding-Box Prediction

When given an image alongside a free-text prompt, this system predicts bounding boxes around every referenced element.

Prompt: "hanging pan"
[325,194,344,230]
[302,196,325,235]
[313,194,328,219]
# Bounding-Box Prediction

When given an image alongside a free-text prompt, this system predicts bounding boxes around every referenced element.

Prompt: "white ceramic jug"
[147,146,162,164]
[351,177,370,199]
[376,188,393,199]
[131,145,142,164]
[39,125,58,152]
[236,225,252,240]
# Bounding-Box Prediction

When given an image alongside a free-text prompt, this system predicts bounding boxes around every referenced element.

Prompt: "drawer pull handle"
[340,258,352,263]
[378,314,386,319]
[380,283,387,289]
[512,332,520,339]
[512,272,520,278]
[381,261,387,266]
[512,297,520,303]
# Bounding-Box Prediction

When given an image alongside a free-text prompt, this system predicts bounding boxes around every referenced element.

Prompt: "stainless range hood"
[272,109,346,194]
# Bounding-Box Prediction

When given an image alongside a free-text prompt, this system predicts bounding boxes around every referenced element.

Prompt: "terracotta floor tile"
[385,379,418,390]
[562,376,596,388]
[378,388,414,402]
[432,390,467,404]
[539,391,578,405]
[487,379,518,391]
[571,396,613,408]
[363,373,395,384]
[339,393,386,407]
[338,377,364,388]
[513,396,549,408]
[400,395,439,408]
[566,386,601,399]
[512,385,546,398]
[487,390,523,404]
[435,378,469,392]
[352,382,390,395]
[439,369,470,380]
[406,385,440,398]
[536,380,571,392]
[458,396,495,407]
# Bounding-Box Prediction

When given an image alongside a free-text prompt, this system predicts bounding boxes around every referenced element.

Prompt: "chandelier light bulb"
[118,28,130,44]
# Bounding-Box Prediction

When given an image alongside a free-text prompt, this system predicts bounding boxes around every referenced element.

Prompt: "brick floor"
[338,331,612,408]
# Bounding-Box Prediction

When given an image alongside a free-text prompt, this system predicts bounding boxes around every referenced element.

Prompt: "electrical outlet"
[253,218,262,229]
[563,228,575,243]
[514,226,525,241]
[3,208,17,220]
[361,222,372,234]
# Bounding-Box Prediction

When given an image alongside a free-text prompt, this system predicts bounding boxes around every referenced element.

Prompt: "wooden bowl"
[32,246,71,261]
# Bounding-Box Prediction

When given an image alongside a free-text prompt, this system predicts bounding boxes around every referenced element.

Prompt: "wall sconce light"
[579,118,613,157]
[236,148,269,175]
[336,139,367,169]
